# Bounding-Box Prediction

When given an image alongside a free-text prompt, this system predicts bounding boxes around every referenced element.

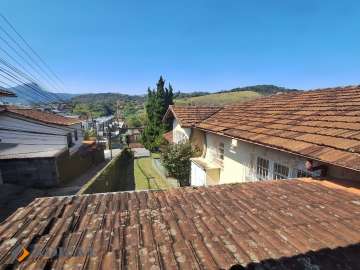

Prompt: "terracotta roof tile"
[1,178,360,269]
[198,86,360,171]
[5,106,81,126]
[163,130,173,143]
[163,105,222,127]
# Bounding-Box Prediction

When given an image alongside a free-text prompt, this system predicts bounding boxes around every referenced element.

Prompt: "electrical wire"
[0,56,59,102]
[0,23,63,93]
[0,14,67,103]
[0,14,66,90]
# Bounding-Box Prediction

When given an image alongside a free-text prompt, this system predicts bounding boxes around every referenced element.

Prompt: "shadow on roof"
[230,243,360,270]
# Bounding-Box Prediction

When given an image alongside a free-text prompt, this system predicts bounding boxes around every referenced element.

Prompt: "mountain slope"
[175,85,300,106]
[2,83,76,105]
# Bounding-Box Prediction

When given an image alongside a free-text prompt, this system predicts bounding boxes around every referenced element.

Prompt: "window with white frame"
[274,163,289,180]
[256,157,269,180]
[217,142,225,165]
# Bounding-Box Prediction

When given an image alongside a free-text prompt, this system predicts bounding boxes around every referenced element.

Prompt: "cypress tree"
[141,76,175,150]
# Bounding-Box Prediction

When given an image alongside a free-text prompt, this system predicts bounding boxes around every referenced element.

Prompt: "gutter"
[196,127,360,173]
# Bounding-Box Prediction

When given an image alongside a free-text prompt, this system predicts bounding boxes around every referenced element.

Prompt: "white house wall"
[204,132,319,184]
[172,119,191,143]
[0,114,68,147]
[68,123,84,153]
[0,114,84,155]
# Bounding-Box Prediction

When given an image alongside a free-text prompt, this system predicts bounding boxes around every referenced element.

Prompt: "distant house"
[0,106,104,187]
[164,86,360,186]
[94,115,114,136]
[125,127,143,143]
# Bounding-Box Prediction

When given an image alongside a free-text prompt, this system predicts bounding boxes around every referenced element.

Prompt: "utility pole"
[108,123,113,159]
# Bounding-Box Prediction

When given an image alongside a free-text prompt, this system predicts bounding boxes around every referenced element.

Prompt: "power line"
[0,14,66,90]
[0,32,59,94]
[0,22,63,93]
[0,66,54,103]
[0,56,60,102]
[0,14,68,105]
[0,69,52,104]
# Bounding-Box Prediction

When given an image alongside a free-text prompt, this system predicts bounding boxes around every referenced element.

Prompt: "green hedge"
[78,148,134,194]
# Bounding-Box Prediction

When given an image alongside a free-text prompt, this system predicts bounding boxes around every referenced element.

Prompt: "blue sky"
[0,0,359,94]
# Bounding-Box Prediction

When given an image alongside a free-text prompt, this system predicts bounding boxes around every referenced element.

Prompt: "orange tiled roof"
[163,130,173,143]
[164,105,222,128]
[198,85,360,171]
[5,106,81,126]
[1,178,360,269]
[128,142,144,148]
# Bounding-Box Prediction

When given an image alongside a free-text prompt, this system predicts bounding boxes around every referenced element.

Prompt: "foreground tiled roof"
[1,178,360,269]
[5,106,81,126]
[164,105,221,128]
[198,85,360,171]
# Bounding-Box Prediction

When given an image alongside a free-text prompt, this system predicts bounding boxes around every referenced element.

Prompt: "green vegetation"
[69,84,299,125]
[71,93,145,123]
[161,142,196,187]
[134,157,170,190]
[176,90,262,106]
[175,85,299,106]
[141,76,174,150]
[122,102,146,127]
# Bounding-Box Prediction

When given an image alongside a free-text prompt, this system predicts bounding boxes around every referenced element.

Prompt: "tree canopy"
[141,76,174,150]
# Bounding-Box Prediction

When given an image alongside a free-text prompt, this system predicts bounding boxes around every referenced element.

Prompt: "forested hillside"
[69,84,300,120]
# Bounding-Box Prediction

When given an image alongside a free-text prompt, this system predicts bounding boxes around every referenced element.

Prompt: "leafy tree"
[161,142,196,186]
[141,76,174,150]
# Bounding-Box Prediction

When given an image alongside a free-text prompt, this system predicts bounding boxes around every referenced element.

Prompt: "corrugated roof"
[5,106,81,126]
[1,178,360,269]
[164,105,222,128]
[197,85,360,171]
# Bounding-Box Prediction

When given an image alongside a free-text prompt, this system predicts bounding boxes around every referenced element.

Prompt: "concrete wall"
[78,148,134,194]
[56,147,105,184]
[0,157,58,187]
[0,146,105,188]
[172,119,191,143]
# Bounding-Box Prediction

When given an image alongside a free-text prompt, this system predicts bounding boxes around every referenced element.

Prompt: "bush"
[161,142,196,187]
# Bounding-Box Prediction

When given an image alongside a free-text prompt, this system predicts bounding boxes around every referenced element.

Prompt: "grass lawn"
[151,152,161,159]
[134,157,171,190]
[175,90,262,106]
